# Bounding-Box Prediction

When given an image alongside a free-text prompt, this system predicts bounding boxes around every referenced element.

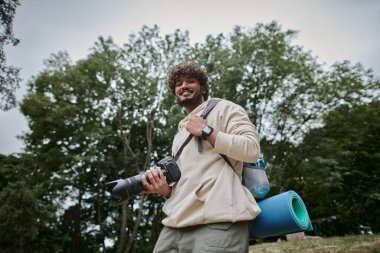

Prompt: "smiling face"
[167,62,209,100]
[175,75,206,112]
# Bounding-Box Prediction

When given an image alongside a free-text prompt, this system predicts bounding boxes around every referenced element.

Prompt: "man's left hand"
[186,115,206,137]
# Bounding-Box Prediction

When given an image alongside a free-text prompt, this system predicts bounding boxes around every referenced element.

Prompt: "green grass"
[249,234,380,253]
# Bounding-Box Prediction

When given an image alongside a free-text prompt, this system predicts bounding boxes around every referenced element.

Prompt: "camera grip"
[157,156,181,184]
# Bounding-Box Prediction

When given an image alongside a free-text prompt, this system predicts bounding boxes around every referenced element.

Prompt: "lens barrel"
[107,173,146,201]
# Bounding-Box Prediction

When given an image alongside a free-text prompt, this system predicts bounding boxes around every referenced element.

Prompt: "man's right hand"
[142,168,172,198]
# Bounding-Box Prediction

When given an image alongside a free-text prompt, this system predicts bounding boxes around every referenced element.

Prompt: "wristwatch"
[201,125,214,140]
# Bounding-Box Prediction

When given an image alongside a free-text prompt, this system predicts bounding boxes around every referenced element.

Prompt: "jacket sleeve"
[213,102,260,163]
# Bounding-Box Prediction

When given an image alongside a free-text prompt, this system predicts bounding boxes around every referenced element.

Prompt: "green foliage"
[0,155,38,252]
[2,22,378,252]
[19,27,192,252]
[196,22,325,142]
[0,0,21,111]
[289,101,380,235]
[193,22,380,199]
[0,181,38,253]
[0,154,63,253]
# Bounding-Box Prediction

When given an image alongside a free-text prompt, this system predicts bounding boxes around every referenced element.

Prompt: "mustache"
[179,87,193,95]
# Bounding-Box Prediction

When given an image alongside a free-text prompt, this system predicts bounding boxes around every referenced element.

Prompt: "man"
[142,62,261,253]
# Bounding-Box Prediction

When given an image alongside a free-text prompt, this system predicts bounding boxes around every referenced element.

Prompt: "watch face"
[203,126,212,134]
[202,125,213,139]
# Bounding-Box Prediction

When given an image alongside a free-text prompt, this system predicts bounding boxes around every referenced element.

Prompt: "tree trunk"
[116,201,129,253]
[124,116,154,253]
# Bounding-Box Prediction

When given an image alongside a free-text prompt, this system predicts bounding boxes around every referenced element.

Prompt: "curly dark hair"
[166,62,209,100]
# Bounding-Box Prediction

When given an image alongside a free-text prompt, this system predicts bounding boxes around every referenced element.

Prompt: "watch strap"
[201,125,213,140]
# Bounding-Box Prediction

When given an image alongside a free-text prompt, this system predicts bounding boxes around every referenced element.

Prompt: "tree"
[193,22,329,189]
[14,22,380,252]
[19,26,192,252]
[0,0,21,111]
[288,101,380,235]
[0,181,38,253]
[0,153,62,253]
[0,154,36,253]
[192,22,380,194]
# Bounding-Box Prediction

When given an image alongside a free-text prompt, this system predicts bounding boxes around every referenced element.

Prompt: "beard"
[176,92,204,107]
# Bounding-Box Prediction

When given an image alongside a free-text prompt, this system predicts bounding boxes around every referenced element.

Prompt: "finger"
[141,173,147,184]
[152,169,164,186]
[146,170,158,188]
[187,115,195,124]
[158,169,166,182]
[152,169,160,179]
[141,173,153,192]
[191,115,205,122]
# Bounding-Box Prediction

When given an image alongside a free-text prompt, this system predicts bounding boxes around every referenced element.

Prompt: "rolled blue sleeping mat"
[250,190,313,238]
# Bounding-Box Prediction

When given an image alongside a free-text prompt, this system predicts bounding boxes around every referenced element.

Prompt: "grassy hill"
[249,234,380,253]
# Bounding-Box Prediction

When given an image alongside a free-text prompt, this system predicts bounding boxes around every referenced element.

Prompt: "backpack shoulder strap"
[200,99,220,119]
[200,99,239,174]
[175,99,221,160]
[198,99,220,153]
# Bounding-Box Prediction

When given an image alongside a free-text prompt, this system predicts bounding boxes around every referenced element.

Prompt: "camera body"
[156,156,181,186]
[108,157,181,201]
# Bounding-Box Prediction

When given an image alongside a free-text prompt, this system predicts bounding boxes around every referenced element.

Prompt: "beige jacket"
[162,98,261,228]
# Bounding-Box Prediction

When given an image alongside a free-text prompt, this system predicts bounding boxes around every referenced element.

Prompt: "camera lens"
[108,156,181,201]
[108,173,146,201]
[124,174,145,195]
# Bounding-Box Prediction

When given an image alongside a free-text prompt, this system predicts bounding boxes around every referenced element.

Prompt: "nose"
[177,80,188,89]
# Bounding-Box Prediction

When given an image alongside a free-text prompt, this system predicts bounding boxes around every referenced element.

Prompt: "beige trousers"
[153,221,250,253]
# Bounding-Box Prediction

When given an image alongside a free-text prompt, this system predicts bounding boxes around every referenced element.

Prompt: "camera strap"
[174,99,221,161]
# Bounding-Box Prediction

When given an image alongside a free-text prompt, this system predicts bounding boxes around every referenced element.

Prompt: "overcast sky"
[1,0,380,155]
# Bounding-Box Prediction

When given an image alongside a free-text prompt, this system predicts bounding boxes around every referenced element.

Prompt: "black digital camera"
[108,157,181,201]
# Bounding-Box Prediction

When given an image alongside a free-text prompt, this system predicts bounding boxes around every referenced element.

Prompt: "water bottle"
[243,154,270,199]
